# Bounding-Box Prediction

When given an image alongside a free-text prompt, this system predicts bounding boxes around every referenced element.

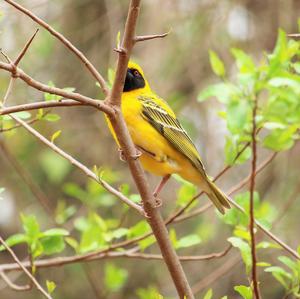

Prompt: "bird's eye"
[133,70,140,77]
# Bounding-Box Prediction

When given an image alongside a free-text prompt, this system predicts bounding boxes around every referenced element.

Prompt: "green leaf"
[41,228,69,237]
[40,236,65,255]
[51,130,61,143]
[278,256,297,272]
[128,221,150,238]
[203,288,213,299]
[231,48,256,73]
[176,182,197,207]
[46,280,56,294]
[104,263,128,292]
[3,111,31,120]
[209,50,225,77]
[0,234,27,251]
[263,126,297,151]
[21,214,40,240]
[139,235,156,251]
[265,266,293,289]
[198,83,237,103]
[44,113,61,122]
[228,237,251,272]
[136,286,164,299]
[111,228,128,239]
[227,100,251,134]
[234,285,253,299]
[176,234,201,249]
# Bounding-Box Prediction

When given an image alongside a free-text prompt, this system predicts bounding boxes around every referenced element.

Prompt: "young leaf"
[203,288,213,299]
[0,234,27,251]
[51,130,61,143]
[234,285,253,299]
[44,113,61,122]
[209,50,225,77]
[40,236,65,255]
[46,280,56,294]
[104,263,128,292]
[176,234,201,249]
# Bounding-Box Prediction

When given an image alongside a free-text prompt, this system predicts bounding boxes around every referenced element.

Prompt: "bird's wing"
[138,95,206,175]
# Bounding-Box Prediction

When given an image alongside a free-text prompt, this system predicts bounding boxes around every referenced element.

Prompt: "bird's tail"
[205,179,231,215]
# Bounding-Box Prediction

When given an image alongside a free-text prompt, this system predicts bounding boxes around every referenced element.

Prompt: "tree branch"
[0,245,232,273]
[134,30,171,42]
[0,100,84,116]
[0,236,52,299]
[8,115,144,215]
[249,99,261,299]
[105,1,195,297]
[4,0,109,95]
[0,61,112,115]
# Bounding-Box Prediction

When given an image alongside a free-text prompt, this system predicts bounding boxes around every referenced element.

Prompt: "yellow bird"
[107,61,230,214]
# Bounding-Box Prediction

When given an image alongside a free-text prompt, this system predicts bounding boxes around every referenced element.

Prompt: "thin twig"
[14,29,39,67]
[4,0,109,95]
[0,271,30,292]
[227,197,300,260]
[0,61,112,115]
[0,245,232,272]
[249,99,261,299]
[0,100,83,116]
[0,236,52,299]
[134,30,171,42]
[8,114,144,215]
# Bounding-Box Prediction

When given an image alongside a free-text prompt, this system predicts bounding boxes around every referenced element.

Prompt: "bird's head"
[123,61,150,92]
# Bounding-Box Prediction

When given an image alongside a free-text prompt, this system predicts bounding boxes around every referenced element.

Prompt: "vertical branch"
[249,99,261,299]
[106,1,195,298]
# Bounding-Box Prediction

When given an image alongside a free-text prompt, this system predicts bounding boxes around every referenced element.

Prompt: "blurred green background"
[0,0,300,298]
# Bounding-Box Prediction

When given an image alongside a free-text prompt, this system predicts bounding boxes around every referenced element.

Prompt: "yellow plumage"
[106,61,230,214]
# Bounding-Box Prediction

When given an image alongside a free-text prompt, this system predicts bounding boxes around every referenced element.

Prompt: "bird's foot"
[118,148,142,162]
[118,148,127,162]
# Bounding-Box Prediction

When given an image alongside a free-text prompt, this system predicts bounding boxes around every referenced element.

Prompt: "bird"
[106,61,230,214]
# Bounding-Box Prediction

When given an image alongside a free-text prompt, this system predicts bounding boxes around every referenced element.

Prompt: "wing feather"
[139,95,206,175]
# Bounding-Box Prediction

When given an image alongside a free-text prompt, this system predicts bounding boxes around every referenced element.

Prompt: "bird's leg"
[118,147,142,162]
[153,174,171,207]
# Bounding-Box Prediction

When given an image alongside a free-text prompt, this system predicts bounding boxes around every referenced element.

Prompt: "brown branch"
[0,271,30,292]
[8,115,144,215]
[14,29,39,67]
[249,100,261,299]
[105,1,194,297]
[134,30,171,42]
[0,236,52,299]
[0,61,112,115]
[4,0,109,95]
[0,245,232,273]
[0,100,84,116]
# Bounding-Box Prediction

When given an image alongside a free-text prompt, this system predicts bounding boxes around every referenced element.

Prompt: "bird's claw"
[118,148,127,162]
[118,148,142,162]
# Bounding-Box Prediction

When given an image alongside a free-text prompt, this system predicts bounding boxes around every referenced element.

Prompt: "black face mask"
[123,68,145,92]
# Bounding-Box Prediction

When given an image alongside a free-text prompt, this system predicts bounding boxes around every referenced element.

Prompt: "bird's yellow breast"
[121,91,181,176]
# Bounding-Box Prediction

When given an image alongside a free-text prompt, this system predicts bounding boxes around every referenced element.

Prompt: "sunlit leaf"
[209,50,225,77]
